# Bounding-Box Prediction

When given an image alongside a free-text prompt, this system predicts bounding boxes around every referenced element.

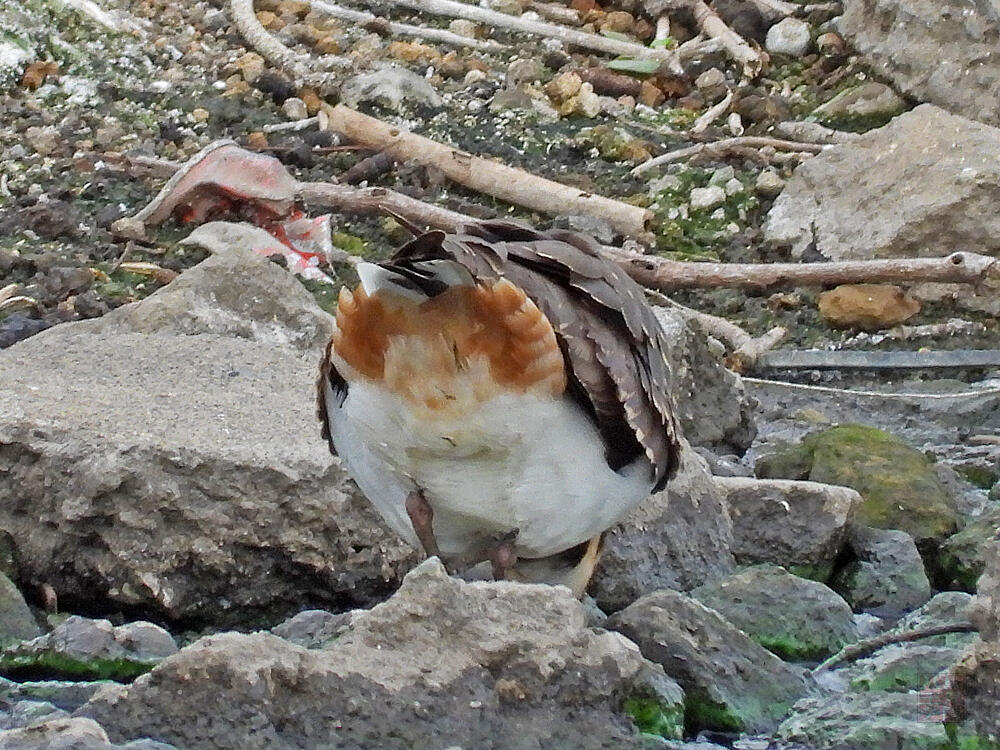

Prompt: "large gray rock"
[892,592,978,650]
[832,526,932,618]
[939,504,1000,592]
[718,477,859,580]
[951,539,1000,743]
[0,249,416,625]
[764,105,1000,260]
[691,564,858,660]
[777,691,955,750]
[839,0,1000,128]
[0,573,41,644]
[0,716,111,750]
[607,589,810,733]
[80,560,684,750]
[590,446,735,612]
[653,306,755,455]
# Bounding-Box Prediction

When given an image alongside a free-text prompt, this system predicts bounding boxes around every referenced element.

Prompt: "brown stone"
[545,71,583,103]
[388,41,441,65]
[298,87,323,115]
[599,11,635,34]
[639,79,665,108]
[818,284,920,331]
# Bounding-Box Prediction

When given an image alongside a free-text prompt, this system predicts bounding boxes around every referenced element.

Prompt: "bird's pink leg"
[489,532,519,582]
[405,490,443,560]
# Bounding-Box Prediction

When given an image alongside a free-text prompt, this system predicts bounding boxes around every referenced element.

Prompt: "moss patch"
[0,651,154,683]
[683,688,742,734]
[624,695,684,740]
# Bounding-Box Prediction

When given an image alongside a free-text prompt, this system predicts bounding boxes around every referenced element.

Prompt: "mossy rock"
[937,505,1000,592]
[691,565,857,661]
[757,425,959,544]
[847,644,963,693]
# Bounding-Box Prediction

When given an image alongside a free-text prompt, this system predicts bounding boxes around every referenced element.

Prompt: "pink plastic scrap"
[132,140,299,226]
[125,140,340,283]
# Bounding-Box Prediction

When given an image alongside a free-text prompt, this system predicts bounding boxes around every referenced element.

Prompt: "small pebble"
[690,185,727,210]
[545,71,582,103]
[724,177,744,196]
[709,165,735,186]
[464,69,487,85]
[282,97,308,120]
[694,67,727,100]
[191,108,210,122]
[766,18,812,57]
[448,19,479,38]
[755,170,785,197]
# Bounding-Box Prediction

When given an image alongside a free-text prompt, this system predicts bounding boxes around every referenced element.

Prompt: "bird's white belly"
[326,379,652,559]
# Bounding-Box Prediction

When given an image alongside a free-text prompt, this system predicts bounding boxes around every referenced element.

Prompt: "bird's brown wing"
[393,220,682,491]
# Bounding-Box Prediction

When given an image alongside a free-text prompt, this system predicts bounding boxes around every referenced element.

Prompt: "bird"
[317,219,681,596]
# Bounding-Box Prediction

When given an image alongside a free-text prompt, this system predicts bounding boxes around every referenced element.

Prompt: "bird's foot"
[404,490,443,561]
[489,529,519,582]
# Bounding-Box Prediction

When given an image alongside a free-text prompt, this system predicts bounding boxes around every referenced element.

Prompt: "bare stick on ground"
[814,622,977,674]
[230,0,351,92]
[773,120,860,145]
[309,0,504,51]
[325,104,652,238]
[371,0,688,63]
[727,325,788,372]
[677,0,766,79]
[648,288,785,365]
[618,251,1000,291]
[691,89,734,133]
[632,136,827,175]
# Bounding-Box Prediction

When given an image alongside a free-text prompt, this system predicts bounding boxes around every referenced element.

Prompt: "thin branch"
[298,182,472,230]
[527,1,582,26]
[773,120,860,145]
[308,0,504,51]
[632,136,827,175]
[229,0,352,92]
[813,623,977,673]
[369,0,686,63]
[728,325,787,372]
[324,104,652,238]
[647,287,756,352]
[747,0,800,18]
[690,0,765,79]
[618,251,1000,291]
[691,89,734,133]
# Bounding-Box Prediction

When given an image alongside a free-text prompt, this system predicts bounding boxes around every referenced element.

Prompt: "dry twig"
[647,288,785,365]
[368,0,686,63]
[325,104,652,238]
[230,0,352,92]
[527,1,582,25]
[689,0,766,79]
[632,136,827,175]
[618,251,1000,291]
[309,0,504,51]
[691,89,734,133]
[814,623,977,673]
[773,120,860,145]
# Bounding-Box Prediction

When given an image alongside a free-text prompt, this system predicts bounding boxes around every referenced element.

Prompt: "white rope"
[742,376,1000,401]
